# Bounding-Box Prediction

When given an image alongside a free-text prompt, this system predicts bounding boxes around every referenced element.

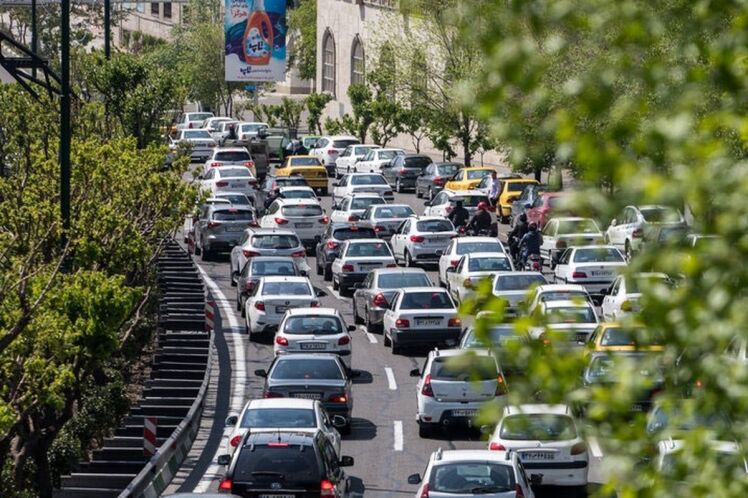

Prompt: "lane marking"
[325,285,352,302]
[393,420,403,451]
[384,367,397,390]
[588,437,603,458]
[357,325,378,344]
[193,264,246,493]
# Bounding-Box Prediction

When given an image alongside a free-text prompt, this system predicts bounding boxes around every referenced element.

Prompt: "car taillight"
[373,225,384,233]
[275,217,289,225]
[244,280,256,292]
[398,168,407,176]
[243,249,260,258]
[310,301,320,308]
[326,240,339,250]
[328,393,348,403]
[218,478,232,491]
[570,441,588,455]
[229,435,242,447]
[188,122,193,129]
[433,177,444,185]
[396,318,410,328]
[448,318,461,327]
[463,277,472,288]
[372,293,387,307]
[321,479,336,497]
[263,391,283,398]
[515,483,525,498]
[210,161,223,167]
[248,179,257,187]
[489,442,506,451]
[291,250,306,257]
[421,374,434,397]
[319,215,329,224]
[207,221,222,229]
[342,264,354,272]
[420,483,430,498]
[338,335,351,346]
[572,271,587,279]
[254,301,265,311]
[327,150,336,155]
[215,181,229,187]
[532,260,541,271]
[495,374,508,395]
[633,228,644,238]
[410,235,425,242]
[244,160,255,168]
[450,259,460,267]
[275,336,288,346]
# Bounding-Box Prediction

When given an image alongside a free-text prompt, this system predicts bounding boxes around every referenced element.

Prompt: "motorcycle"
[523,253,542,272]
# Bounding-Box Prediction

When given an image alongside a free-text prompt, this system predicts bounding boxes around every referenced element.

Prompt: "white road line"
[393,420,404,451]
[588,437,603,458]
[384,367,397,390]
[358,325,378,344]
[325,285,351,302]
[193,264,246,493]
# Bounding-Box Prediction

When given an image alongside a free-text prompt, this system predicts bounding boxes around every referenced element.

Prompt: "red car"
[525,191,573,228]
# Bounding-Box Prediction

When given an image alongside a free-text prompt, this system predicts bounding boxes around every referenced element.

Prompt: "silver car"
[234,256,304,315]
[170,129,217,162]
[492,271,548,316]
[351,267,432,332]
[357,204,416,239]
[193,204,257,261]
[229,228,308,284]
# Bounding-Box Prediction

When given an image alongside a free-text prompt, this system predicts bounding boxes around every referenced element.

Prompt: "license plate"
[452,409,478,417]
[300,342,327,350]
[416,318,442,327]
[521,451,556,461]
[259,495,295,498]
[360,263,381,270]
[574,332,588,343]
[591,271,611,276]
[291,392,321,400]
[296,223,313,228]
[225,226,245,232]
[276,306,288,313]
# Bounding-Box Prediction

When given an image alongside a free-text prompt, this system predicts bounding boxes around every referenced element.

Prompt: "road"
[165,166,608,497]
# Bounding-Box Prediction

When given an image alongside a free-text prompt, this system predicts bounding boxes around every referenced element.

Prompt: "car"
[415,161,462,200]
[407,448,537,498]
[198,165,258,201]
[314,223,378,281]
[277,185,319,201]
[726,336,748,366]
[331,173,394,205]
[330,238,397,295]
[540,217,605,267]
[356,203,415,239]
[380,154,434,193]
[223,398,345,457]
[184,198,232,245]
[600,272,672,321]
[275,155,329,194]
[525,191,574,228]
[329,193,386,224]
[586,323,664,354]
[203,146,256,176]
[410,349,507,436]
[203,116,234,137]
[496,178,541,223]
[552,245,628,300]
[170,128,217,162]
[229,229,308,286]
[382,287,461,353]
[175,111,213,130]
[488,404,588,490]
[423,189,489,218]
[532,299,599,346]
[254,353,354,430]
[390,216,457,267]
[438,236,506,285]
[274,308,355,370]
[334,143,381,177]
[445,252,515,303]
[244,276,321,337]
[256,175,312,211]
[605,205,687,260]
[491,272,549,316]
[354,147,405,173]
[308,135,360,175]
[657,439,748,478]
[459,323,530,373]
[235,121,269,141]
[212,192,254,209]
[443,166,494,191]
[208,119,238,142]
[510,183,548,226]
[260,198,329,250]
[218,431,354,497]
[192,204,257,261]
[234,256,304,314]
[525,284,594,313]
[301,134,321,150]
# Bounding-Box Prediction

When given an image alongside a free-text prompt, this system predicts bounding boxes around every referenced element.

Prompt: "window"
[322,30,336,94]
[163,2,172,18]
[351,36,365,85]
[151,2,159,16]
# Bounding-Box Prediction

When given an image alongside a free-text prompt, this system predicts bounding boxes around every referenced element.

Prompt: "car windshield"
[332,227,377,240]
[437,164,460,175]
[262,282,312,296]
[282,190,317,199]
[572,247,624,263]
[270,358,343,380]
[277,177,309,186]
[379,150,401,159]
[429,462,515,494]
[640,207,682,223]
[183,130,211,139]
[290,157,321,166]
[467,169,492,179]
[558,219,600,234]
[355,146,376,155]
[351,175,388,185]
[416,219,454,232]
[283,316,342,335]
[251,235,300,250]
[333,139,359,148]
[463,326,517,347]
[190,113,213,122]
[431,356,498,380]
[212,209,253,221]
[495,273,547,291]
[374,206,414,218]
[216,193,250,204]
[586,354,662,382]
[302,137,319,148]
[600,327,663,347]
[457,241,503,255]
[251,260,298,276]
[404,157,432,169]
[345,242,392,257]
[658,225,690,242]
[215,151,250,161]
[508,181,535,192]
[627,275,671,293]
[282,205,324,217]
[377,273,431,288]
[458,195,489,207]
[234,446,320,482]
[240,408,316,428]
[547,196,567,208]
[240,123,265,132]
[468,257,512,272]
[547,306,597,324]
[500,414,577,441]
[400,291,453,309]
[218,168,251,178]
[350,197,385,210]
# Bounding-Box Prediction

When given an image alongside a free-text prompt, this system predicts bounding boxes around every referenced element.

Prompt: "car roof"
[463,166,494,171]
[250,228,298,236]
[273,353,342,361]
[535,284,589,293]
[342,192,384,198]
[323,135,359,141]
[246,398,317,410]
[547,216,594,222]
[401,153,432,159]
[568,245,619,252]
[273,198,322,206]
[495,271,542,278]
[465,252,509,259]
[444,189,487,196]
[259,276,310,284]
[399,286,448,293]
[246,256,296,263]
[287,155,317,159]
[503,177,536,182]
[244,431,317,446]
[543,299,595,309]
[373,203,411,209]
[279,186,316,192]
[342,238,385,244]
[284,307,340,317]
[660,439,740,455]
[430,348,492,359]
[433,449,515,463]
[504,404,572,416]
[329,222,375,230]
[369,267,428,276]
[456,236,501,244]
[214,147,249,153]
[205,198,232,204]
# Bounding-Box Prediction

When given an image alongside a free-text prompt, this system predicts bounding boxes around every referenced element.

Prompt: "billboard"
[225,0,287,82]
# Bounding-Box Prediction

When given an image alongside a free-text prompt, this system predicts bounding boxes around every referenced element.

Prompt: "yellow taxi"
[586,322,665,354]
[496,178,539,223]
[275,156,329,193]
[444,167,494,191]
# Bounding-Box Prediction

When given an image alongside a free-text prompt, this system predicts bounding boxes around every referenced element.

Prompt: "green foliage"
[324,84,375,143]
[278,97,305,132]
[305,92,333,135]
[287,0,318,81]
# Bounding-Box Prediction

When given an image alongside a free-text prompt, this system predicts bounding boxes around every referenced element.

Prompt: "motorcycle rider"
[518,222,543,267]
[467,201,493,235]
[448,199,470,229]
[507,213,529,261]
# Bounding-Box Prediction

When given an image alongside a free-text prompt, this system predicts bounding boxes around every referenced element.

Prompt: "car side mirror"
[530,474,543,486]
[600,287,609,296]
[610,218,618,226]
[409,368,420,377]
[332,182,339,187]
[423,201,431,206]
[353,282,365,289]
[314,287,327,297]
[407,473,422,485]
[217,454,231,466]
[348,325,357,332]
[331,203,339,210]
[339,456,355,467]
[254,369,267,378]
[225,415,238,426]
[332,415,347,428]
[446,267,455,273]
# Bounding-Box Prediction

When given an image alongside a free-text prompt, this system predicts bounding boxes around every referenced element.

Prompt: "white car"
[438,236,506,285]
[355,148,405,173]
[331,173,394,205]
[532,299,599,345]
[170,128,217,162]
[277,186,319,201]
[408,448,537,498]
[203,147,256,176]
[308,135,361,174]
[209,119,238,141]
[329,193,387,224]
[334,144,381,177]
[330,239,397,295]
[198,166,258,200]
[541,217,605,267]
[203,116,234,138]
[229,229,308,285]
[390,216,457,267]
[236,121,269,141]
[273,308,355,370]
[423,189,489,217]
[176,111,214,130]
[488,404,588,489]
[259,198,328,248]
[605,204,686,259]
[553,245,627,299]
[445,252,515,303]
[600,272,671,321]
[492,272,548,315]
[382,287,461,354]
[244,276,321,338]
[657,439,748,477]
[411,349,507,437]
[526,284,594,313]
[357,203,416,239]
[224,398,344,457]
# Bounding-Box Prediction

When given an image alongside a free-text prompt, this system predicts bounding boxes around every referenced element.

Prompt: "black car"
[381,154,433,193]
[510,183,547,226]
[315,223,377,281]
[219,431,354,498]
[415,162,462,200]
[235,256,304,315]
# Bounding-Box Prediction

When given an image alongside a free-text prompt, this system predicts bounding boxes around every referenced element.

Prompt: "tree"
[287,0,317,81]
[305,92,333,135]
[277,97,305,132]
[324,84,374,143]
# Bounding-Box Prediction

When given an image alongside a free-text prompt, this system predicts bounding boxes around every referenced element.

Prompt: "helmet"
[529,223,538,231]
[477,201,489,211]
[519,213,527,222]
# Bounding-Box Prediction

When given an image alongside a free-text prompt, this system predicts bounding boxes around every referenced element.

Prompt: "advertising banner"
[225,0,287,82]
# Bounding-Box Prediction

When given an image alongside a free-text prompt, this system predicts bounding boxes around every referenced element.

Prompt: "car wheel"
[418,421,435,438]
[245,318,251,337]
[236,294,242,312]
[333,277,339,291]
[323,265,332,281]
[391,337,402,354]
[365,310,382,333]
[193,240,201,256]
[416,186,423,198]
[321,187,328,196]
[383,330,392,347]
[340,285,350,297]
[625,240,633,261]
[352,166,357,173]
[340,421,352,436]
[200,243,210,261]
[353,300,363,324]
[405,250,415,267]
[230,268,238,287]
[500,215,509,224]
[316,259,323,276]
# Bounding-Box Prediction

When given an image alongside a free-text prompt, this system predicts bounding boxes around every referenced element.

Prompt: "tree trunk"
[534,167,542,182]
[34,436,53,498]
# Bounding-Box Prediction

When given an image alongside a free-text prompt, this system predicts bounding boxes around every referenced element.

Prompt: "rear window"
[400,291,453,309]
[404,157,432,169]
[430,463,515,494]
[282,205,324,217]
[377,273,431,289]
[573,247,624,263]
[374,206,414,218]
[627,275,672,293]
[251,235,300,249]
[332,227,377,240]
[379,150,401,159]
[500,414,577,441]
[183,130,211,139]
[546,306,597,324]
[430,356,498,381]
[282,190,317,199]
[457,241,503,255]
[333,139,360,148]
[640,207,682,223]
[212,209,253,221]
[240,123,265,132]
[276,177,309,186]
[235,446,320,482]
[495,273,547,291]
[463,326,516,347]
[351,175,387,185]
[271,358,343,380]
[218,168,251,178]
[345,242,392,257]
[507,181,535,192]
[436,164,459,176]
[240,408,316,428]
[468,257,512,272]
[262,282,312,296]
[416,219,454,232]
[251,260,298,276]
[283,316,343,335]
[289,157,322,166]
[216,193,250,204]
[215,151,250,162]
[350,197,385,210]
[467,169,491,179]
[600,327,663,347]
[459,195,489,207]
[558,219,600,234]
[189,113,213,122]
[538,290,589,303]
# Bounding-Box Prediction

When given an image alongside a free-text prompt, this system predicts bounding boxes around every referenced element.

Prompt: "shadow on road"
[351,369,373,384]
[345,417,377,441]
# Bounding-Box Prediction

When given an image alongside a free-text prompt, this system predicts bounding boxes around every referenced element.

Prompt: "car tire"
[573,485,588,498]
[340,285,350,297]
[405,250,415,267]
[316,259,323,276]
[230,268,238,287]
[391,337,401,355]
[200,244,210,261]
[418,421,435,438]
[193,243,201,256]
[395,178,402,193]
[365,310,382,333]
[324,266,332,281]
[383,330,392,347]
[340,422,352,436]
[333,277,339,291]
[245,319,251,337]
[321,187,328,196]
[416,186,423,198]
[353,301,364,325]
[236,294,242,312]
[500,215,509,224]
[625,240,633,261]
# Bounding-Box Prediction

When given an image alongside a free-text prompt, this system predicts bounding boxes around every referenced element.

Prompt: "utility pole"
[31,0,37,77]
[60,0,71,241]
[104,0,111,59]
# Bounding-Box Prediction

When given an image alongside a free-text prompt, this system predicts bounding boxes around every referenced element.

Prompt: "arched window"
[351,36,365,85]
[322,30,336,95]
